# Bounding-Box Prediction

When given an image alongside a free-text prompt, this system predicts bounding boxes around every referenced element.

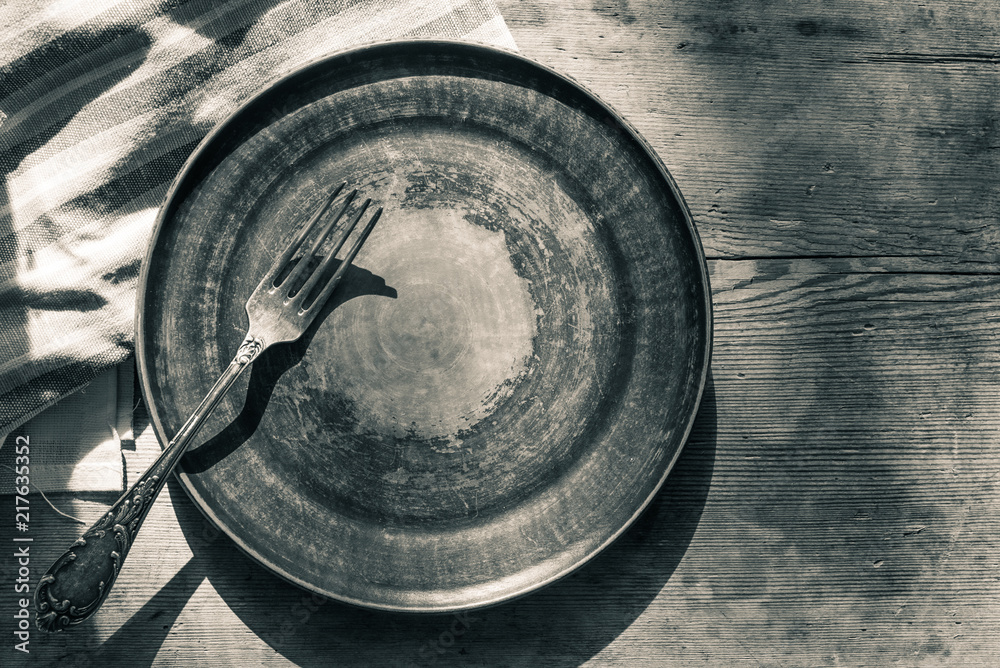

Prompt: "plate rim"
[135,38,714,612]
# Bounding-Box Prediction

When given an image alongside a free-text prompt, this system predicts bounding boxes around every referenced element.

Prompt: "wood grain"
[2,0,998,665]
[501,0,999,268]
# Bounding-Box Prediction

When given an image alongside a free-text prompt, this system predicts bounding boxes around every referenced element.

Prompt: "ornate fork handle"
[35,183,381,632]
[34,334,265,632]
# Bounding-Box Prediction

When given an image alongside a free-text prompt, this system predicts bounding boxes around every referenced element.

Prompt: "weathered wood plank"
[500,0,1000,268]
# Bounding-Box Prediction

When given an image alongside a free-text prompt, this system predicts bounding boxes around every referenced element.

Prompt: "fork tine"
[303,191,360,258]
[280,189,357,295]
[287,195,366,308]
[300,204,383,313]
[294,197,371,309]
[268,182,345,288]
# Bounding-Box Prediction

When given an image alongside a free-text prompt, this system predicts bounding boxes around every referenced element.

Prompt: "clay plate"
[136,41,712,612]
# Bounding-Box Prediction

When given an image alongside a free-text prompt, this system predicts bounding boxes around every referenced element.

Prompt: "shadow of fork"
[180,263,396,474]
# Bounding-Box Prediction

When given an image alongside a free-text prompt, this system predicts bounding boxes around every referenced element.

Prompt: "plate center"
[335,205,536,441]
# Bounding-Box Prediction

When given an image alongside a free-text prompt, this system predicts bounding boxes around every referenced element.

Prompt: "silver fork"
[35,183,382,632]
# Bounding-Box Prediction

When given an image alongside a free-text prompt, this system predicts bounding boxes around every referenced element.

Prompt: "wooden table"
[4,0,998,664]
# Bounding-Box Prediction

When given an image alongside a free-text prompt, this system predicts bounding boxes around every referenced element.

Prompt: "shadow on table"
[180,262,397,474]
[85,377,716,667]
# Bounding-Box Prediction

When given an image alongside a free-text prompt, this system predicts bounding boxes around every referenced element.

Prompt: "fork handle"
[34,334,265,632]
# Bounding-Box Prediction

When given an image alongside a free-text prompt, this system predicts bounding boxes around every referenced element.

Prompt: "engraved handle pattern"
[35,474,162,631]
[34,334,265,632]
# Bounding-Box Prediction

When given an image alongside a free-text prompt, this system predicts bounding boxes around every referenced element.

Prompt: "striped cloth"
[0,0,515,433]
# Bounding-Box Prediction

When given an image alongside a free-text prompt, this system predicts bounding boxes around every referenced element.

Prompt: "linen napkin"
[0,0,516,438]
[0,362,133,493]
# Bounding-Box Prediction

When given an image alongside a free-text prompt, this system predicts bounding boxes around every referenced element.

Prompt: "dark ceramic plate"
[136,40,711,612]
